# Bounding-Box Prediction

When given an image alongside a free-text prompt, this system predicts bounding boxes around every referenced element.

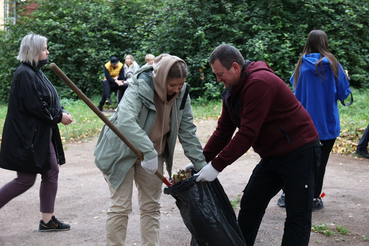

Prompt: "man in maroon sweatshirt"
[194,44,320,246]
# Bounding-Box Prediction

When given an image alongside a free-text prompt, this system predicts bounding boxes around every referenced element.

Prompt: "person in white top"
[123,54,140,84]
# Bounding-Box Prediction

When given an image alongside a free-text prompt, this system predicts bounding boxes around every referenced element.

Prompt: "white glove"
[184,163,194,172]
[195,163,219,182]
[141,156,158,175]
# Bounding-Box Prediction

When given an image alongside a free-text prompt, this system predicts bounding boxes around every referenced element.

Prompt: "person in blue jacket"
[278,30,351,211]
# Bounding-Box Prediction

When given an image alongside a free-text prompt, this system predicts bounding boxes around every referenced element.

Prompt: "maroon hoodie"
[203,61,319,172]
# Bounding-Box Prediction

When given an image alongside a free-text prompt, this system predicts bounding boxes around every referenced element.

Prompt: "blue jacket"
[290,53,351,140]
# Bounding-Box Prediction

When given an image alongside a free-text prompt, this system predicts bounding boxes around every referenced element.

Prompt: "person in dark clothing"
[97,56,126,111]
[189,44,320,246]
[355,123,369,158]
[0,33,73,231]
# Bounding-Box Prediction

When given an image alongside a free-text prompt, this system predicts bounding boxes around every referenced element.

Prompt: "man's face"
[211,59,240,89]
[111,63,118,69]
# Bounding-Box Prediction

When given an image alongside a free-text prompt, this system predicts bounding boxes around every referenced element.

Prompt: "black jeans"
[238,140,321,246]
[99,80,128,106]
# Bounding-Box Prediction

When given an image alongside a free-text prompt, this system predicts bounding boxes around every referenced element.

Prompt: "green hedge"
[0,0,368,102]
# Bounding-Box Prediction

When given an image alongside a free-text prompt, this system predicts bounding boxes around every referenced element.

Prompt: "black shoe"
[355,148,369,159]
[105,98,112,105]
[97,104,103,111]
[277,194,286,207]
[312,198,324,212]
[39,216,70,232]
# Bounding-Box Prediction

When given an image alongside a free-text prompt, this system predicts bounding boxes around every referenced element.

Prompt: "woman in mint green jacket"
[94,54,207,246]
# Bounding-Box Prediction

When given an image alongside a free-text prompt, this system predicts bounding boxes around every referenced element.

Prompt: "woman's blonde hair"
[145,54,155,62]
[17,33,47,66]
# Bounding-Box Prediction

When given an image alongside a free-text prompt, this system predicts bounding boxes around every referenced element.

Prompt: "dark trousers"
[314,139,335,198]
[0,141,59,213]
[238,140,320,246]
[99,80,128,106]
[357,123,369,151]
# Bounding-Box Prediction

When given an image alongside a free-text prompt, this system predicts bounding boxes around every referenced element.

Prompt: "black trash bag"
[164,175,246,246]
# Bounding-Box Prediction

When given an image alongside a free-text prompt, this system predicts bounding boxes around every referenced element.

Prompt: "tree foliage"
[0,0,368,102]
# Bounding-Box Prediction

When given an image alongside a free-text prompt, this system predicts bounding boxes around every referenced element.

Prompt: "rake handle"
[50,63,171,187]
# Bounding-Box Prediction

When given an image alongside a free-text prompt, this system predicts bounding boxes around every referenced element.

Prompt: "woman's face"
[38,42,49,61]
[167,78,185,96]
[125,56,132,66]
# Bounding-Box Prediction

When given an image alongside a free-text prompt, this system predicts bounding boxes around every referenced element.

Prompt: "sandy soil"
[1,119,369,246]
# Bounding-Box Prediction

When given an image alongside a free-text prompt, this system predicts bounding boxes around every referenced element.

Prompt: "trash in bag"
[164,174,246,246]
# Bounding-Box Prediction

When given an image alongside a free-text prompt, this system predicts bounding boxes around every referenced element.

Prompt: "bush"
[0,0,368,102]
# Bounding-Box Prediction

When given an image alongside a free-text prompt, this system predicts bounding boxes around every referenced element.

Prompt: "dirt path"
[1,119,369,245]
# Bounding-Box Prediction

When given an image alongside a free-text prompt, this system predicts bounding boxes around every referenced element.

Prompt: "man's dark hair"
[209,44,245,70]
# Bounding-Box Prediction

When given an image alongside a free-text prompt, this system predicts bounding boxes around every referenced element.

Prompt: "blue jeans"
[238,140,320,246]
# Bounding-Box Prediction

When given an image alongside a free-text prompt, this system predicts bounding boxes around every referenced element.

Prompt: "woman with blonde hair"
[123,54,140,84]
[0,33,73,231]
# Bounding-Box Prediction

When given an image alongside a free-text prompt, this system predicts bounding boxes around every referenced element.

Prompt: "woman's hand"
[61,113,73,125]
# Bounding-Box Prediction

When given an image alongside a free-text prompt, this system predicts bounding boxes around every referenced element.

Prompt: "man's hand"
[115,80,124,86]
[61,113,73,125]
[141,156,158,175]
[195,163,219,182]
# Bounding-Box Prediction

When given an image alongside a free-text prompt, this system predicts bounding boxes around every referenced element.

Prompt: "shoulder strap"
[180,84,190,110]
[340,92,353,106]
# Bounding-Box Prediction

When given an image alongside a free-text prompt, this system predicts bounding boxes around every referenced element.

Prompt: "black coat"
[0,62,66,173]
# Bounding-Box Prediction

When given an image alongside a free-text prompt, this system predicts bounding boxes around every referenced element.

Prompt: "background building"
[1,0,39,30]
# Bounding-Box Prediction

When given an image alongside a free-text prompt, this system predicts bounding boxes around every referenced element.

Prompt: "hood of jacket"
[152,54,185,103]
[302,53,331,75]
[226,60,274,99]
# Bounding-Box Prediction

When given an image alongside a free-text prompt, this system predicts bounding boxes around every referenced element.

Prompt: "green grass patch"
[312,223,351,238]
[336,225,349,235]
[312,224,333,236]
[230,194,242,210]
[191,100,222,120]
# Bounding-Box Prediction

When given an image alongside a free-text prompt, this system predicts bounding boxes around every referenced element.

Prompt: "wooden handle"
[50,63,171,186]
[50,63,172,187]
[50,63,144,161]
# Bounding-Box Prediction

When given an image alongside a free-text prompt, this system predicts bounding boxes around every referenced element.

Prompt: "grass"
[312,224,333,236]
[0,87,368,151]
[312,223,351,238]
[230,194,242,210]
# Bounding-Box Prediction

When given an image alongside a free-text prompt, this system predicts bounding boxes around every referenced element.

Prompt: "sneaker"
[312,198,324,212]
[277,194,286,207]
[97,104,103,111]
[39,216,70,232]
[105,98,112,105]
[355,148,369,159]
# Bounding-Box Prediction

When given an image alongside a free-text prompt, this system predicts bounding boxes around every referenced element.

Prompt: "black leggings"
[314,139,335,198]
